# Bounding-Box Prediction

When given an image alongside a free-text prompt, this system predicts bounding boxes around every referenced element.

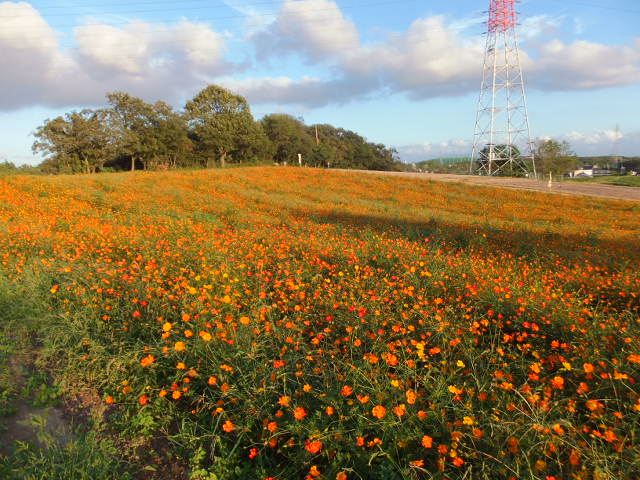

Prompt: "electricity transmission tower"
[470,0,535,176]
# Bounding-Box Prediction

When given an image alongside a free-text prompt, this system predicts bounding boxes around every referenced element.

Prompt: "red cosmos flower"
[139,395,149,405]
[249,448,258,459]
[305,439,323,454]
[273,360,286,368]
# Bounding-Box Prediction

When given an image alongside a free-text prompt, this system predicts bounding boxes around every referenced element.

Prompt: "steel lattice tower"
[470,0,535,176]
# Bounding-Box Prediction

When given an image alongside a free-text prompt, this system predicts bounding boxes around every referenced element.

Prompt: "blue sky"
[0,0,639,165]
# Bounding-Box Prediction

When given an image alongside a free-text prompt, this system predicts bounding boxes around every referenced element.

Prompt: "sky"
[0,0,639,165]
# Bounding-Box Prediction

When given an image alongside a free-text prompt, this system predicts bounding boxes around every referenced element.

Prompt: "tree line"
[31,85,402,174]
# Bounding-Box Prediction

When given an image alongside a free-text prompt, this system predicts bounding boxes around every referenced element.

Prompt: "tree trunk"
[219,150,227,168]
[131,156,136,171]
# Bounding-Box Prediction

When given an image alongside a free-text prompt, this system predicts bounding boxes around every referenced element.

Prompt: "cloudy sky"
[1,0,639,165]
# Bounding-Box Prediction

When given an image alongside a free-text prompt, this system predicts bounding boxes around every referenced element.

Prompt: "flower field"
[0,167,639,479]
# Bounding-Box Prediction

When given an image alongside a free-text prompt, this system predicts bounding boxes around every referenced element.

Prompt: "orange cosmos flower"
[336,472,348,480]
[105,395,114,404]
[406,389,417,405]
[278,396,290,407]
[421,435,433,448]
[583,363,594,373]
[371,405,386,419]
[174,341,185,352]
[267,421,278,432]
[140,354,155,367]
[293,407,307,420]
[551,376,564,389]
[222,420,235,432]
[139,395,149,405]
[162,322,172,332]
[341,385,353,396]
[384,353,399,366]
[305,439,323,454]
[393,404,406,417]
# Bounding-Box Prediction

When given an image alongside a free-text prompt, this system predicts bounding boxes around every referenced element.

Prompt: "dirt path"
[341,170,640,202]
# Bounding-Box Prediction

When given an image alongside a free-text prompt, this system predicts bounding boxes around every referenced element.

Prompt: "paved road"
[341,170,640,203]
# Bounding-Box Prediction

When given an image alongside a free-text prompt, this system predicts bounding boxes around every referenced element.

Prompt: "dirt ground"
[343,170,640,203]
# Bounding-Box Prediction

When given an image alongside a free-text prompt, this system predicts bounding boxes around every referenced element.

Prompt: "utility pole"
[613,124,622,173]
[470,0,535,177]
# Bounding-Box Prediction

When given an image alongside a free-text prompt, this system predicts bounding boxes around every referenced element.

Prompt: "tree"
[33,109,112,174]
[535,139,579,176]
[143,101,192,170]
[106,92,158,171]
[261,114,314,165]
[184,85,267,168]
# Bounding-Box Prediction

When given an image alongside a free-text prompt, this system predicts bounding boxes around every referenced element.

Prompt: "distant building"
[571,165,595,177]
[570,165,616,177]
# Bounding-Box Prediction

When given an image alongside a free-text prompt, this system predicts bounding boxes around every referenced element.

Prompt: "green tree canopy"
[185,85,268,167]
[535,139,579,176]
[33,109,112,174]
[261,114,314,165]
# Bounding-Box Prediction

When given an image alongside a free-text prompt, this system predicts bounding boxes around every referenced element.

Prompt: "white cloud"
[220,74,380,107]
[1,1,639,113]
[245,3,640,107]
[529,39,640,90]
[396,129,640,163]
[557,129,640,156]
[0,2,232,110]
[343,16,484,98]
[397,139,472,163]
[254,0,359,62]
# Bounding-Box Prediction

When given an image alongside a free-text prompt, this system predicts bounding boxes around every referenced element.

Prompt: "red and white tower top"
[488,0,517,33]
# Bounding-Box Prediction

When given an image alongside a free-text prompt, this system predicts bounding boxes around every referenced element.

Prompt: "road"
[341,170,640,203]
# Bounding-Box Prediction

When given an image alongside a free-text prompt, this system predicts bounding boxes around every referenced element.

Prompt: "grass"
[567,175,640,187]
[0,166,639,479]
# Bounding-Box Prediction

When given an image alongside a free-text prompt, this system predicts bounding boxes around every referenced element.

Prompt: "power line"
[2,0,418,20]
[8,20,485,55]
[0,0,427,37]
[544,0,640,14]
